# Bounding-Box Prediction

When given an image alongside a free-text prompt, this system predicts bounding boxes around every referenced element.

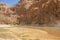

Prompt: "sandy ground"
[0,25,60,40]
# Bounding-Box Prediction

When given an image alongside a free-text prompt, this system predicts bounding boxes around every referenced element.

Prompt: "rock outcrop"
[0,0,60,26]
[12,0,60,26]
[0,2,18,24]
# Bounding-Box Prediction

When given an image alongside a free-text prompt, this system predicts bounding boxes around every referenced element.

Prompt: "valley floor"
[0,25,60,40]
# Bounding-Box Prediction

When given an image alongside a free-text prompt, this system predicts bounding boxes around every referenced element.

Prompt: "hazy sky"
[0,0,19,6]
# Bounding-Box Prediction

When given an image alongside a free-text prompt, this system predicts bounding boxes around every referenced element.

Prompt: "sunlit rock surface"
[0,0,60,26]
[0,2,19,24]
[11,0,60,26]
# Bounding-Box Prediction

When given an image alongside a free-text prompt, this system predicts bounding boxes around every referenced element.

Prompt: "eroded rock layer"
[0,0,60,26]
[11,0,60,25]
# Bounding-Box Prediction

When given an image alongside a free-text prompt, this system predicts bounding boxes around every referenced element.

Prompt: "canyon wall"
[11,0,60,26]
[0,0,60,26]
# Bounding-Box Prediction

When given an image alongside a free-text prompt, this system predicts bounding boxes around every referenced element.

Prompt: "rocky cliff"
[12,0,60,26]
[0,0,60,26]
[0,2,18,24]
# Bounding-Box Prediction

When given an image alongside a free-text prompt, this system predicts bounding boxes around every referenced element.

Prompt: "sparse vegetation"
[34,39,40,40]
[21,38,27,40]
[22,35,29,37]
[0,28,7,32]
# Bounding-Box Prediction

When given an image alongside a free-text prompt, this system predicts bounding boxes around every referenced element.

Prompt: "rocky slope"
[11,0,60,26]
[0,0,60,26]
[0,2,19,24]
